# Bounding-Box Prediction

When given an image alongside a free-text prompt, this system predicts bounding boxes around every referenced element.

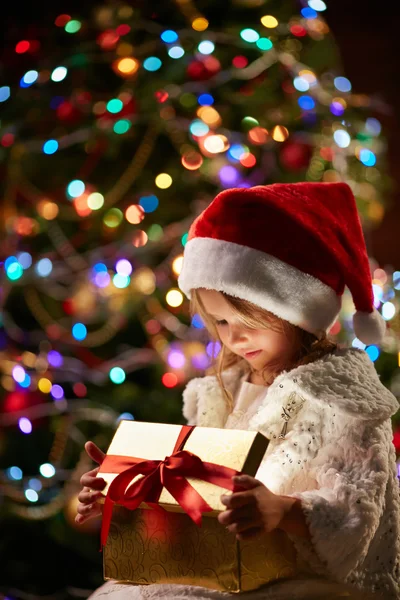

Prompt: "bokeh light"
[110,367,126,384]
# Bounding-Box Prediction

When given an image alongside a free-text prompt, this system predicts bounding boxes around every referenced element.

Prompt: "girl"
[77,182,400,600]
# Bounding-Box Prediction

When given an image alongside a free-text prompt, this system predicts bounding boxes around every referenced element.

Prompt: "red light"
[162,373,178,388]
[240,152,257,168]
[116,24,131,36]
[1,133,15,148]
[15,40,30,54]
[329,321,341,335]
[73,382,87,397]
[290,24,307,37]
[55,14,71,27]
[232,55,248,69]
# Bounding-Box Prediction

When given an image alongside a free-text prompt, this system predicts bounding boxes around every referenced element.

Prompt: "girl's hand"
[217,474,289,541]
[75,441,106,525]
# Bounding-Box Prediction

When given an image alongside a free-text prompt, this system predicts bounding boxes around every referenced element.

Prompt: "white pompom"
[353,309,386,345]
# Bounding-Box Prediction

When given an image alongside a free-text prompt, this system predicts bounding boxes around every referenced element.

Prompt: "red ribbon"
[99,425,240,548]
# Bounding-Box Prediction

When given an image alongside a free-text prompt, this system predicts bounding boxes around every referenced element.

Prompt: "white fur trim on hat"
[353,309,386,345]
[178,237,341,335]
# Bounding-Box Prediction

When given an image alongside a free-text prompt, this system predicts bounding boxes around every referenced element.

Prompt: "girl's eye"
[215,319,227,326]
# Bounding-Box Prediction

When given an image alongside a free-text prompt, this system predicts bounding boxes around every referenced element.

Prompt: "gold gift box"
[99,421,298,593]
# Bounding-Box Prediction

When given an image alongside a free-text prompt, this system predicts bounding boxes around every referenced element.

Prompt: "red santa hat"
[178,182,386,345]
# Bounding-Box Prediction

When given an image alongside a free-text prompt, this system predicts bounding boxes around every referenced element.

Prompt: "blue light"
[365,118,381,136]
[359,149,376,167]
[28,478,42,491]
[301,7,317,18]
[168,46,185,59]
[67,179,85,198]
[7,466,23,480]
[333,130,351,148]
[198,41,215,55]
[40,463,56,478]
[43,140,59,155]
[139,195,159,213]
[0,86,11,102]
[93,262,108,273]
[72,323,87,341]
[25,489,39,502]
[240,29,259,43]
[35,258,53,277]
[17,252,32,269]
[298,95,315,110]
[5,256,18,270]
[117,412,135,421]
[293,77,309,92]
[189,119,209,137]
[198,93,214,106]
[50,96,64,109]
[393,271,400,290]
[113,273,130,288]
[19,374,31,389]
[143,57,162,71]
[161,30,178,43]
[228,144,247,161]
[334,76,352,92]
[20,70,39,88]
[191,314,205,329]
[366,345,380,362]
[308,0,326,10]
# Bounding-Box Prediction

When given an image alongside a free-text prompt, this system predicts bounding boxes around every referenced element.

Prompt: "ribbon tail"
[164,473,213,527]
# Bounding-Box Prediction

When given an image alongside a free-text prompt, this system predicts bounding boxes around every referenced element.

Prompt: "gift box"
[98,421,298,593]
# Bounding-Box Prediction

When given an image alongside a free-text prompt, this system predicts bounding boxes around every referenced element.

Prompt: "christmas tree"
[0,0,399,596]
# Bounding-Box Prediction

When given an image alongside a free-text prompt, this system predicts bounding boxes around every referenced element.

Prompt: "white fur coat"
[182,348,400,599]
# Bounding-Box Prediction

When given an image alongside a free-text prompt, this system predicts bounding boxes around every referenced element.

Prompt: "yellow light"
[37,200,59,220]
[132,267,156,295]
[155,173,173,189]
[204,135,229,154]
[166,289,183,307]
[87,192,104,210]
[115,57,139,75]
[271,125,289,142]
[192,17,209,31]
[197,106,221,127]
[172,256,184,276]
[398,351,400,368]
[261,15,278,28]
[299,69,316,84]
[116,42,134,57]
[38,378,52,394]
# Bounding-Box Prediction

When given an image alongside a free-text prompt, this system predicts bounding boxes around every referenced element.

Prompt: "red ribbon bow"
[99,425,240,548]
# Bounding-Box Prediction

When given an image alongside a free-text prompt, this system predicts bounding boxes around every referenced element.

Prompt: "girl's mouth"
[244,350,262,359]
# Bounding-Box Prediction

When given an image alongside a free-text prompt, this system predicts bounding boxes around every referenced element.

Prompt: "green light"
[181,233,189,246]
[242,116,259,131]
[147,224,163,241]
[6,262,23,281]
[256,37,273,51]
[180,93,197,108]
[65,20,82,34]
[110,367,126,384]
[107,99,123,114]
[113,119,131,134]
[103,208,123,228]
[240,28,259,43]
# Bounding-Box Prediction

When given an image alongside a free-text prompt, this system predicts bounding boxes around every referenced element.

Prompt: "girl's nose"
[228,325,248,346]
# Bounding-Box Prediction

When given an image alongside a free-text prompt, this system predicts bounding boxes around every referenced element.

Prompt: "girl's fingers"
[85,441,105,465]
[76,503,102,519]
[220,489,256,509]
[218,507,252,526]
[80,472,106,490]
[226,518,261,535]
[78,487,103,504]
[236,527,263,541]
[232,475,262,490]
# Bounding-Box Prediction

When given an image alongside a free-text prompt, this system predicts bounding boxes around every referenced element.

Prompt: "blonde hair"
[190,289,337,413]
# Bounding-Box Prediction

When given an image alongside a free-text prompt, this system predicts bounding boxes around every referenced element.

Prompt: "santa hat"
[178,182,386,345]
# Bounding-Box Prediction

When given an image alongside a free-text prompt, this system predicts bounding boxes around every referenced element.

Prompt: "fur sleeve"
[287,418,391,581]
[181,377,201,425]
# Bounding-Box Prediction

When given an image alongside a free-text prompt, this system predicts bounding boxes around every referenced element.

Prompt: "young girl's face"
[197,289,294,372]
